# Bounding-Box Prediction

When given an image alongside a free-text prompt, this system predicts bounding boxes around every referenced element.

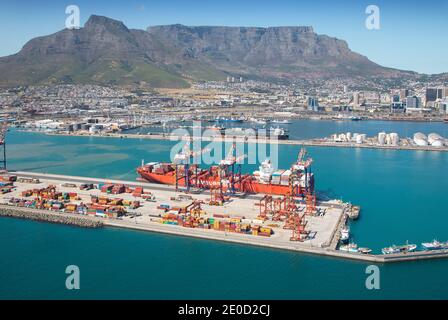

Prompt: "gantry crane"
[173,139,209,193]
[290,148,314,197]
[218,141,247,194]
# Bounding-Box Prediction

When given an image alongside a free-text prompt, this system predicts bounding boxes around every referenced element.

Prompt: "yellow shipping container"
[260,227,272,234]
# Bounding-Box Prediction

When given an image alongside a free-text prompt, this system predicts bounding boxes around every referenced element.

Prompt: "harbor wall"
[0,205,103,229]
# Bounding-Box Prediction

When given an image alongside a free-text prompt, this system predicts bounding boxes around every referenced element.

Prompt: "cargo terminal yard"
[2,118,448,263]
[1,171,448,264]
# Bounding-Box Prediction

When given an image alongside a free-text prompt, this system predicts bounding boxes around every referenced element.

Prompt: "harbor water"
[1,122,448,299]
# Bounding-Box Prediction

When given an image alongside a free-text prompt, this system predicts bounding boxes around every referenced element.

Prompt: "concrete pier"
[45,131,448,153]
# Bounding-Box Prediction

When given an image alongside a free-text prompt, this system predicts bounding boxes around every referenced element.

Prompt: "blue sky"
[0,0,447,74]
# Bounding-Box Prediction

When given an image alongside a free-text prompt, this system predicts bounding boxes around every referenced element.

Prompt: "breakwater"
[44,131,448,152]
[0,205,103,228]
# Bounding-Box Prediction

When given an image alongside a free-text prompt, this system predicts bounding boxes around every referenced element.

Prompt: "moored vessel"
[422,240,448,250]
[340,226,350,243]
[137,150,315,196]
[339,243,358,253]
[382,242,417,255]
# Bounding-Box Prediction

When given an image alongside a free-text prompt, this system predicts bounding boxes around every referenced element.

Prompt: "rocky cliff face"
[148,24,397,79]
[0,15,405,87]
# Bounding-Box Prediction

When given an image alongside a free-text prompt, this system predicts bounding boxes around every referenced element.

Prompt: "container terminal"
[2,120,448,262]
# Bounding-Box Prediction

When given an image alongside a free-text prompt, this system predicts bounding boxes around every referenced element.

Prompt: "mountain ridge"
[0,15,414,88]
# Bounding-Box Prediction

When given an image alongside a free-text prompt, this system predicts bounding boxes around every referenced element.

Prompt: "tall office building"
[399,89,410,101]
[353,92,362,106]
[425,88,443,103]
[406,96,421,109]
[307,97,319,111]
[443,87,448,99]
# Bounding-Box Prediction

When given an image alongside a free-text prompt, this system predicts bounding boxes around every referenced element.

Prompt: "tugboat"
[382,241,417,255]
[340,227,350,244]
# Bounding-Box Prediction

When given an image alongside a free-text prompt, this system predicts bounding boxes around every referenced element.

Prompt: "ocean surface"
[1,121,448,299]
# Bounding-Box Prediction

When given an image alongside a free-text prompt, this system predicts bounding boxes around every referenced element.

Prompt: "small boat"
[422,240,448,250]
[267,127,289,140]
[340,227,350,243]
[339,243,358,253]
[216,117,244,123]
[271,119,292,124]
[358,247,372,254]
[382,241,417,255]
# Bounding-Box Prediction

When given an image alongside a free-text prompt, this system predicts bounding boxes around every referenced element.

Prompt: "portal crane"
[218,141,247,194]
[290,148,314,197]
[174,139,209,193]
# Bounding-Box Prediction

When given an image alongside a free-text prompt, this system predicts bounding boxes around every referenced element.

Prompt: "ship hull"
[137,169,294,196]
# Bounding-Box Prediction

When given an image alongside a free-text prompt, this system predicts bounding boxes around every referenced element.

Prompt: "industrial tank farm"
[325,131,447,150]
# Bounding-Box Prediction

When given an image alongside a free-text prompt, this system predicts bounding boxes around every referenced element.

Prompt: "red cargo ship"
[137,158,314,196]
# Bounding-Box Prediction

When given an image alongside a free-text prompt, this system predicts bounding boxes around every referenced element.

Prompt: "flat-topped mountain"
[0,15,410,87]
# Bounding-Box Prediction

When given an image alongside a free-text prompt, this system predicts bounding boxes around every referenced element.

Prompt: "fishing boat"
[340,227,350,243]
[422,240,448,250]
[339,243,358,253]
[382,242,417,255]
[358,247,372,254]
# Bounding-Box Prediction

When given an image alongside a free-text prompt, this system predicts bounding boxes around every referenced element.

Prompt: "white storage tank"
[428,133,444,145]
[356,134,364,144]
[378,132,386,145]
[386,134,392,145]
[431,140,444,147]
[413,132,428,146]
[346,132,352,141]
[390,133,399,146]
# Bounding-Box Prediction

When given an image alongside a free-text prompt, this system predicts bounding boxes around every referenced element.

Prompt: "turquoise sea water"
[1,123,448,299]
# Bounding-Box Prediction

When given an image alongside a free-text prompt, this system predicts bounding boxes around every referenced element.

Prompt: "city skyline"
[0,0,447,75]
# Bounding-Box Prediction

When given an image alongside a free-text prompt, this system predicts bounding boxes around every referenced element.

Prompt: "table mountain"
[0,15,409,87]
